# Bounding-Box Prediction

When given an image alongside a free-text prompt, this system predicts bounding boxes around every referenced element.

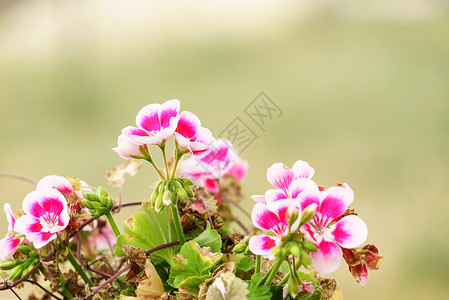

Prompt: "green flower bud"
[21,263,35,279]
[18,245,32,255]
[82,200,93,209]
[9,264,24,281]
[98,187,109,198]
[91,201,103,209]
[288,275,299,297]
[182,184,193,198]
[287,206,299,229]
[290,243,301,257]
[155,192,165,212]
[176,186,188,202]
[233,244,246,254]
[163,190,173,206]
[300,251,312,267]
[300,204,317,226]
[100,197,109,207]
[106,199,114,210]
[0,259,20,270]
[243,248,253,256]
[180,178,194,186]
[270,246,282,258]
[82,190,100,202]
[149,189,159,206]
[303,241,318,252]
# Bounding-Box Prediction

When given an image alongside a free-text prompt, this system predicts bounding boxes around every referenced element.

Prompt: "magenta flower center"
[40,212,60,229]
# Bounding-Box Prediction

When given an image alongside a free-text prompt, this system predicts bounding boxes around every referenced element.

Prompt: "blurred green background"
[1,0,448,299]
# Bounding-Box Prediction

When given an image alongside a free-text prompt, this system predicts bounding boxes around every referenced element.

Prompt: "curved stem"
[25,280,63,300]
[171,204,186,246]
[84,263,131,299]
[105,211,121,237]
[0,172,37,185]
[160,144,170,179]
[147,158,166,180]
[255,255,262,274]
[66,250,93,287]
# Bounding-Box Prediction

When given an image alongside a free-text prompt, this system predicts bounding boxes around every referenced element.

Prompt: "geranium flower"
[298,184,368,274]
[248,200,301,257]
[36,175,73,198]
[127,99,180,146]
[14,189,70,249]
[113,127,148,159]
[251,160,316,204]
[174,111,214,155]
[0,204,23,260]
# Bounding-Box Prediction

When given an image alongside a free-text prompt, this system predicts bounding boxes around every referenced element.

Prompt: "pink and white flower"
[251,160,316,204]
[298,184,368,274]
[0,204,24,260]
[174,111,214,155]
[127,99,180,146]
[248,200,301,258]
[36,175,73,199]
[14,189,70,249]
[113,127,148,159]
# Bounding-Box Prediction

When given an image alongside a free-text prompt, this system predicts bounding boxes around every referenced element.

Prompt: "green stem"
[255,255,262,274]
[160,144,171,179]
[263,259,283,287]
[147,158,166,180]
[66,250,93,287]
[278,271,290,286]
[171,204,186,245]
[62,286,74,299]
[106,211,121,237]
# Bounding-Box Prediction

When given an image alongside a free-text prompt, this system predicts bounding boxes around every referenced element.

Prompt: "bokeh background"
[1,0,449,299]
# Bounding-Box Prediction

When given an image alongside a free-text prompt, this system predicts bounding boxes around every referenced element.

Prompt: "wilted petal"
[36,175,73,198]
[136,103,161,132]
[319,186,350,220]
[349,263,368,287]
[251,195,266,203]
[289,178,319,199]
[0,235,22,260]
[331,215,368,249]
[248,235,279,256]
[292,160,314,179]
[4,203,16,231]
[266,163,295,193]
[310,240,343,274]
[159,99,180,128]
[251,203,280,231]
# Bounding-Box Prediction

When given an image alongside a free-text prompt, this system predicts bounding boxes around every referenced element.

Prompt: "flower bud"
[233,244,246,254]
[287,206,299,229]
[243,248,253,256]
[290,243,301,258]
[82,190,99,202]
[107,199,114,210]
[182,184,193,198]
[176,186,188,202]
[180,178,194,186]
[149,189,159,206]
[288,276,299,297]
[300,204,317,226]
[155,192,165,212]
[300,251,312,267]
[91,201,103,209]
[82,200,93,209]
[9,264,24,281]
[98,187,109,198]
[21,263,35,279]
[100,197,109,207]
[18,245,32,255]
[303,241,318,252]
[163,190,173,206]
[0,259,20,270]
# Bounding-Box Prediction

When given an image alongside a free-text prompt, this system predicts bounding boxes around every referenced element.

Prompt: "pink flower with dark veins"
[251,160,317,204]
[248,200,301,258]
[127,99,180,146]
[174,111,214,155]
[298,184,368,274]
[36,175,73,198]
[14,189,69,249]
[0,204,24,260]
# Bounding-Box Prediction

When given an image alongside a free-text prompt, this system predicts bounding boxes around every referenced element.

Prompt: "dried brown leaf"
[123,245,147,269]
[42,261,61,290]
[106,160,143,187]
[318,277,337,300]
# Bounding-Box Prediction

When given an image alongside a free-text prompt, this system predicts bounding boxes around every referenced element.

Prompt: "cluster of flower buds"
[0,245,38,281]
[149,178,194,212]
[232,236,252,255]
[82,187,114,217]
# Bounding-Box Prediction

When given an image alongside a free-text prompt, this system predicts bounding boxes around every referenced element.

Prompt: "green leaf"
[246,274,272,300]
[193,222,222,253]
[114,201,177,265]
[168,241,222,296]
[236,256,255,273]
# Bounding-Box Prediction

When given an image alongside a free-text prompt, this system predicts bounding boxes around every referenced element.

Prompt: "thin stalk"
[170,152,181,180]
[84,264,131,300]
[147,158,166,179]
[255,255,262,274]
[66,250,93,287]
[62,286,74,300]
[171,204,186,245]
[160,143,171,179]
[9,287,22,300]
[263,259,283,287]
[277,272,290,286]
[105,211,121,237]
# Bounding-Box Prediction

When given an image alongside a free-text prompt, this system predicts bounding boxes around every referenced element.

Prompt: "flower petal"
[331,215,368,249]
[266,163,295,193]
[4,203,15,231]
[292,160,315,179]
[159,99,180,128]
[310,240,343,274]
[265,189,287,205]
[36,175,73,198]
[0,235,22,260]
[296,190,320,212]
[113,134,143,159]
[251,203,280,231]
[176,111,201,139]
[319,186,350,220]
[23,189,67,218]
[289,178,319,199]
[136,103,161,132]
[248,235,279,256]
[251,195,266,203]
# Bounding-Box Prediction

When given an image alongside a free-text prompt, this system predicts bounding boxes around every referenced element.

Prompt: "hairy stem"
[66,250,93,287]
[171,204,186,246]
[256,255,262,274]
[263,259,283,287]
[105,211,121,237]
